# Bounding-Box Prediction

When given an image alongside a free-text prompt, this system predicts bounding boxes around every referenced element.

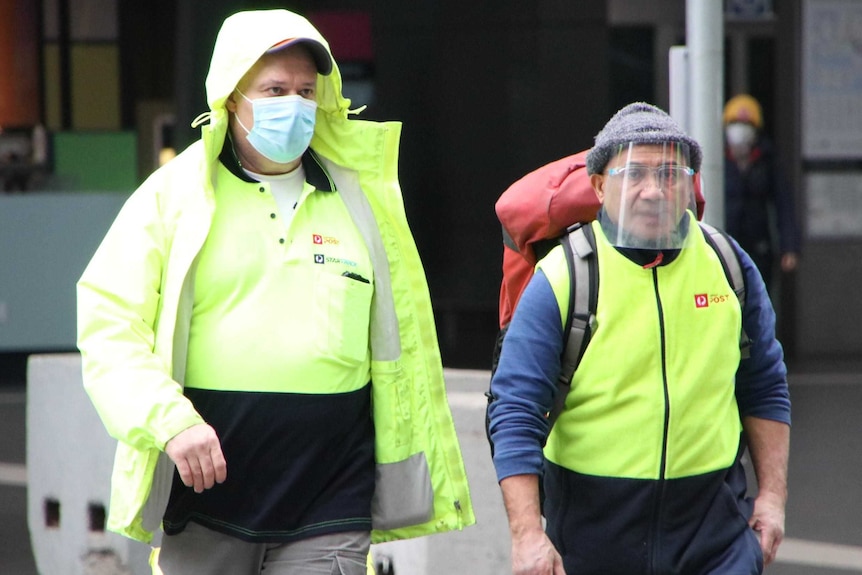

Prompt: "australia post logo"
[695,292,732,308]
[312,233,339,245]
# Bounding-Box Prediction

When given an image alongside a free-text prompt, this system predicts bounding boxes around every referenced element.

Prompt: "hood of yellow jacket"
[193,9,353,164]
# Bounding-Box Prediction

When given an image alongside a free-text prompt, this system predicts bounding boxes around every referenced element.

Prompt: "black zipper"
[648,267,671,575]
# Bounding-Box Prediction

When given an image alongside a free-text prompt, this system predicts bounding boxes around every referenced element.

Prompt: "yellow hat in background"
[723,94,763,128]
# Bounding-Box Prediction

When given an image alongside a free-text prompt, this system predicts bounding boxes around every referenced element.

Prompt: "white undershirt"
[243,165,306,230]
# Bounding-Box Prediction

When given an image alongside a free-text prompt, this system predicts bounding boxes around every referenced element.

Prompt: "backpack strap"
[698,222,751,359]
[549,221,750,429]
[552,223,598,427]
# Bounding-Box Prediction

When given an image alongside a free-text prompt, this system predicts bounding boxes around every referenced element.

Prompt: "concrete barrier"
[26,354,510,574]
[26,353,151,575]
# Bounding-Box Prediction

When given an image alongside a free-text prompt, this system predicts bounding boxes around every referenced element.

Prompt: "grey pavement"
[1,365,861,574]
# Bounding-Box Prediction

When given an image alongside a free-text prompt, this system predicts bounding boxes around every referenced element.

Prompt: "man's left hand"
[749,492,785,566]
[781,252,798,273]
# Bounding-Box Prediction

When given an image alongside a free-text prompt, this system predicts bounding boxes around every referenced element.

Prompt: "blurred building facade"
[1,0,860,369]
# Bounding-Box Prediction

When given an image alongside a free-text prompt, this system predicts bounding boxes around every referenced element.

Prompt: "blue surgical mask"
[234,90,317,163]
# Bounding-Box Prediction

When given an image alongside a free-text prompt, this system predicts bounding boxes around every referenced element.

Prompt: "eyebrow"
[618,162,684,168]
[260,77,315,85]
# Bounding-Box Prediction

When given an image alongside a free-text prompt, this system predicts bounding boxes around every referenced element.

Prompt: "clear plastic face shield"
[597,142,697,250]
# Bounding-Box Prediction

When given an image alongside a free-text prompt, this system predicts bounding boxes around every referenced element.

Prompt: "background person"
[723,93,801,294]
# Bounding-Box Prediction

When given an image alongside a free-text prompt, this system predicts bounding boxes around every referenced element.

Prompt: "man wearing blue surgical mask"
[76,9,474,575]
[227,43,320,171]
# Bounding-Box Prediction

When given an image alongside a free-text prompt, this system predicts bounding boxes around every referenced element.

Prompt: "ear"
[226,92,238,114]
[591,173,606,202]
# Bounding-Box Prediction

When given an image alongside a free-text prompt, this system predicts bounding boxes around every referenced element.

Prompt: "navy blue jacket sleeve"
[488,269,564,482]
[732,237,792,425]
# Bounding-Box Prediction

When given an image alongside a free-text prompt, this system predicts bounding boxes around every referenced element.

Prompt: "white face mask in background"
[725,122,757,149]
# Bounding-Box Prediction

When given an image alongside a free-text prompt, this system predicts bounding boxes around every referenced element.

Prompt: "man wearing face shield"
[76,9,474,575]
[723,94,801,294]
[488,103,790,574]
[595,140,697,253]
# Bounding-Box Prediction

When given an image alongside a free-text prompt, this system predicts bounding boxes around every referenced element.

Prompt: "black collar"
[598,208,688,267]
[218,134,334,192]
[617,246,681,267]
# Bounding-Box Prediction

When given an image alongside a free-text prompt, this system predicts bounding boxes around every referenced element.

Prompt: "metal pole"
[668,46,690,132]
[58,0,72,130]
[686,0,725,228]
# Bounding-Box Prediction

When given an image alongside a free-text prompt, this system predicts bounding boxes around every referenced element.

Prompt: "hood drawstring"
[191,112,213,129]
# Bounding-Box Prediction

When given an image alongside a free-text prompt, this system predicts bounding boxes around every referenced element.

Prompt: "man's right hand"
[164,423,227,493]
[512,527,566,575]
[501,474,567,575]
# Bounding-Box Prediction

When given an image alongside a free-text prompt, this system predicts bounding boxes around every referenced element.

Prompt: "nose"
[639,174,665,199]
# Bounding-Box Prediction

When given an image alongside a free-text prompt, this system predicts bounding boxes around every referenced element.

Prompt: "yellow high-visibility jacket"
[77,8,473,544]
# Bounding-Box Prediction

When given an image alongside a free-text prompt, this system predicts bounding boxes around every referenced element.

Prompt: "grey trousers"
[158,522,370,575]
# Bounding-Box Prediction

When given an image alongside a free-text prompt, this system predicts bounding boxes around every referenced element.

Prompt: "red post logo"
[695,294,709,308]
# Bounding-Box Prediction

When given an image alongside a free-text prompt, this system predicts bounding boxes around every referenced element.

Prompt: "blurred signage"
[802,0,862,159]
[807,172,862,237]
[725,0,773,19]
[308,11,376,109]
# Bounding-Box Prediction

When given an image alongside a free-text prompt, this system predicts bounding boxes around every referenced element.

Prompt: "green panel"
[52,131,138,192]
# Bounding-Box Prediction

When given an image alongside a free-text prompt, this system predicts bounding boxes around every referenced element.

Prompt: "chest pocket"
[314,269,373,364]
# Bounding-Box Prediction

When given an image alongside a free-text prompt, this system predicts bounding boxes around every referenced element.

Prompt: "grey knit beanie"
[585,102,702,175]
